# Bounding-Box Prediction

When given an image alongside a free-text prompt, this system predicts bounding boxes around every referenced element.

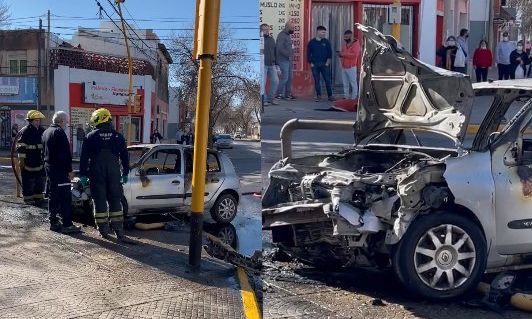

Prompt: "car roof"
[128,143,217,152]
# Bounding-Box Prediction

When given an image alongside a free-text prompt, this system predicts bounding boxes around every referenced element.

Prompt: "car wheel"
[210,193,238,224]
[392,211,487,300]
[217,224,238,248]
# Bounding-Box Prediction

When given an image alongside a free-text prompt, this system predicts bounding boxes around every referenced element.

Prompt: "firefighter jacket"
[42,124,73,174]
[79,123,129,177]
[17,124,45,171]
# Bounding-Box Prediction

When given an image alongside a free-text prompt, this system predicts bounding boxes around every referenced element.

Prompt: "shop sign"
[260,0,305,72]
[0,77,37,104]
[70,107,93,126]
[83,82,129,106]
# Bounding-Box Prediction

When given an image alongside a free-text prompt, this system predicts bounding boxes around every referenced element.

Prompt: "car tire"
[210,193,238,224]
[392,211,487,300]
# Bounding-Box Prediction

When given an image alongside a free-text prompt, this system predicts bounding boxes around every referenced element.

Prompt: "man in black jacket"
[17,110,46,205]
[307,26,335,102]
[79,108,133,243]
[42,111,81,233]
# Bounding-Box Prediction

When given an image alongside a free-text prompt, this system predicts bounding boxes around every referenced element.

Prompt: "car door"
[183,150,225,206]
[130,147,185,210]
[492,108,532,254]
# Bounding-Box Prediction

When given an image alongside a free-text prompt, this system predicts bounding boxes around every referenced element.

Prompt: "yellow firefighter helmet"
[90,108,112,126]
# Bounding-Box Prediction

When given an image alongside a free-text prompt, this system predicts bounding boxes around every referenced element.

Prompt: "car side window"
[143,149,181,175]
[207,153,221,172]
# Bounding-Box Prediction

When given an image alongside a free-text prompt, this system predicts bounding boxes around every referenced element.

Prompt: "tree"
[169,27,258,145]
[0,1,10,28]
[508,0,532,40]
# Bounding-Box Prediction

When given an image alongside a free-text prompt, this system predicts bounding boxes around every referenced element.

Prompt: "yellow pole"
[115,0,134,145]
[189,0,220,270]
[391,0,401,41]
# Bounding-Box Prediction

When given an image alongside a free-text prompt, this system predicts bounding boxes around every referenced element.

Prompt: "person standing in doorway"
[496,31,514,80]
[261,23,280,106]
[308,26,335,102]
[456,28,470,74]
[176,128,183,144]
[42,111,81,234]
[473,40,493,82]
[510,41,529,79]
[76,124,86,157]
[437,36,458,71]
[338,30,361,100]
[276,21,296,100]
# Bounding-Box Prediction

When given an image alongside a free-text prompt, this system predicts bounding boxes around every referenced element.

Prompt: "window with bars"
[8,59,28,74]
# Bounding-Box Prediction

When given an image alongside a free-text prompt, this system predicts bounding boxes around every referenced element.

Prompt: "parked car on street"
[73,144,241,224]
[263,25,532,300]
[214,134,234,149]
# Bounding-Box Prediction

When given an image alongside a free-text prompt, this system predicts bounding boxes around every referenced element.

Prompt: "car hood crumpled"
[355,24,474,144]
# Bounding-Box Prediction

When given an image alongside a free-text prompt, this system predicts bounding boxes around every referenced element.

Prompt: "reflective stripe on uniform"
[32,194,44,199]
[16,143,27,148]
[57,183,71,187]
[94,212,108,218]
[95,218,108,224]
[24,165,43,172]
[110,217,123,222]
[18,153,26,158]
[108,211,123,217]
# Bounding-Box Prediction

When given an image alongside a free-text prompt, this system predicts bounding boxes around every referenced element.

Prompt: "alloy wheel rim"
[413,224,476,291]
[219,198,236,220]
[218,227,235,245]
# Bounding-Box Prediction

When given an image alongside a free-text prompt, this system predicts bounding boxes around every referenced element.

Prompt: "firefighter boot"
[111,221,137,245]
[97,222,113,241]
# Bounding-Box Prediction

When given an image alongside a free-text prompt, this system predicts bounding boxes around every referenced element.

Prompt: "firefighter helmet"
[26,110,45,120]
[90,108,112,126]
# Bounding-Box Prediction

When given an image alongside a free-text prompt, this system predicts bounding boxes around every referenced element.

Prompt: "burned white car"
[263,25,532,300]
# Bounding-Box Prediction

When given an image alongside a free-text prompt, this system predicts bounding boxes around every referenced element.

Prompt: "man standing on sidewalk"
[308,26,335,102]
[17,110,46,205]
[456,28,470,74]
[79,108,134,243]
[338,30,360,100]
[42,111,81,234]
[276,21,296,100]
[261,23,279,106]
[76,124,86,157]
[496,31,514,80]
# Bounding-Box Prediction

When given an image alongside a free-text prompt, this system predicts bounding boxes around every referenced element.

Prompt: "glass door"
[362,4,414,53]
[119,116,142,143]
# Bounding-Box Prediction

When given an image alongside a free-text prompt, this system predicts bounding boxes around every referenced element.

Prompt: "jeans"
[46,167,73,227]
[277,60,293,97]
[341,67,358,99]
[498,63,511,80]
[311,64,333,97]
[475,67,488,82]
[264,65,279,102]
[76,140,83,156]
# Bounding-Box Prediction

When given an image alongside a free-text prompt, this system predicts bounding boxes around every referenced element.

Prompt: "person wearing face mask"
[510,40,529,79]
[276,21,296,100]
[473,40,493,82]
[338,30,361,100]
[496,31,515,80]
[261,23,279,106]
[436,36,458,71]
[456,28,470,74]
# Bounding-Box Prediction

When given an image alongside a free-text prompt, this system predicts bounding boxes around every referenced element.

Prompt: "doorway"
[312,3,354,91]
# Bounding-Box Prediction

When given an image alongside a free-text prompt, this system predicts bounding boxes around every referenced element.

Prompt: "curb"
[236,267,262,319]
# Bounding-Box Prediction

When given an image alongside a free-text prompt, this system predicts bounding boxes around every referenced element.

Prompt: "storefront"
[260,0,421,97]
[0,76,38,150]
[54,65,155,154]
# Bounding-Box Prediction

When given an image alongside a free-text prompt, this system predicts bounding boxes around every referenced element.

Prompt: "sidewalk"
[0,195,260,318]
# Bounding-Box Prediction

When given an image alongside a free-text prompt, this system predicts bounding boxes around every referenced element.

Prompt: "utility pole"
[46,10,50,114]
[115,0,134,145]
[189,0,221,270]
[391,0,401,42]
[37,19,42,111]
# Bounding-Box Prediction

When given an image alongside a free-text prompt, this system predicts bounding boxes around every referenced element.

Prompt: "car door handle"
[172,180,181,185]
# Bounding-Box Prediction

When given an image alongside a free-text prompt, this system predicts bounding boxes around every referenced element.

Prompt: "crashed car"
[263,25,532,300]
[73,144,241,224]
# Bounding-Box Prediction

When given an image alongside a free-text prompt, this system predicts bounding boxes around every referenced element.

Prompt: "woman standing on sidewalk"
[437,36,458,71]
[473,40,493,82]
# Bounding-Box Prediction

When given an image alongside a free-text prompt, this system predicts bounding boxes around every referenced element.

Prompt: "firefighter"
[17,110,46,205]
[42,111,82,234]
[79,108,134,243]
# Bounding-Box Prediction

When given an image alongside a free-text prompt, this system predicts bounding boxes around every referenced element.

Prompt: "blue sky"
[3,0,259,62]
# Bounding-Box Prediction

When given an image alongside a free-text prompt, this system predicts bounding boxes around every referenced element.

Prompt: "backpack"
[454,45,466,68]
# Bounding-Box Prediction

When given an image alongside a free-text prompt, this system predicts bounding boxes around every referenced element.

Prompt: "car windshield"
[218,134,231,139]
[128,146,151,167]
